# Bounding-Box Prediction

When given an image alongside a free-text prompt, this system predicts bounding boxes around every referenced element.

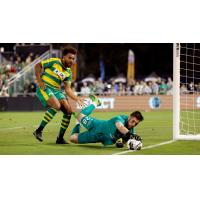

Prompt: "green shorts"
[78,131,104,144]
[78,130,115,146]
[36,85,66,107]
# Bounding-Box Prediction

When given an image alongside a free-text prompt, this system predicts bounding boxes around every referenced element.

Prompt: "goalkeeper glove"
[115,138,124,148]
[121,131,132,143]
[121,132,143,143]
[131,134,142,141]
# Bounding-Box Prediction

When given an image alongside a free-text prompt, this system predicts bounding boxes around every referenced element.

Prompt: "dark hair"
[63,46,77,56]
[130,111,144,121]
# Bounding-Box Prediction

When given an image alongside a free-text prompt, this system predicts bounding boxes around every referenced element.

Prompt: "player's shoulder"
[117,114,128,120]
[41,57,62,66]
[43,57,61,63]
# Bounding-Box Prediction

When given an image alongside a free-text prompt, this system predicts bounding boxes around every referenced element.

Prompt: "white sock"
[91,101,98,108]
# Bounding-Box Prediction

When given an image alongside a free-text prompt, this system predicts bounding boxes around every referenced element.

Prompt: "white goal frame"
[173,43,200,140]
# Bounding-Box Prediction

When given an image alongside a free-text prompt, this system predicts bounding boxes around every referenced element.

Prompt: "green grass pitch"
[1,111,200,155]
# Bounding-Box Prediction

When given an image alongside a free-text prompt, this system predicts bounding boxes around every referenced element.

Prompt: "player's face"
[63,53,76,68]
[128,117,140,128]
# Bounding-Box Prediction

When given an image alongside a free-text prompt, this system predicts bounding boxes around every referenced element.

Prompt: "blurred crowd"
[1,58,200,97]
[0,53,39,96]
[180,82,200,94]
[0,48,200,97]
[72,77,174,96]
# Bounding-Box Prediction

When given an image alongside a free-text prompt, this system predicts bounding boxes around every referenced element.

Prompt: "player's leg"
[70,126,113,146]
[69,121,81,143]
[73,94,101,122]
[33,87,61,142]
[81,94,101,115]
[56,98,72,144]
[33,107,57,141]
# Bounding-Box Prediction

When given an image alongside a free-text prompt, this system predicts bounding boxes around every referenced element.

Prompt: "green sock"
[36,108,57,132]
[70,124,80,136]
[81,104,95,116]
[58,113,71,139]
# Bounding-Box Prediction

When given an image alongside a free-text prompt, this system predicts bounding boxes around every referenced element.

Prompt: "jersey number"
[82,116,91,125]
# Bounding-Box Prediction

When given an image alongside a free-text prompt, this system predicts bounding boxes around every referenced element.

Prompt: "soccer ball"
[127,138,143,150]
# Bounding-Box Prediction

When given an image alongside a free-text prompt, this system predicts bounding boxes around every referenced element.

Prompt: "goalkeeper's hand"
[115,138,124,148]
[121,132,143,143]
[131,134,143,141]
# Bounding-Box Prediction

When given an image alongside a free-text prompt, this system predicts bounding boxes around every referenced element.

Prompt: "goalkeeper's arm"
[115,122,142,143]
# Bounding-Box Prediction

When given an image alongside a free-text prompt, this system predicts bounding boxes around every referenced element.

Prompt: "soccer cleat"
[89,94,102,107]
[33,130,43,142]
[56,137,69,144]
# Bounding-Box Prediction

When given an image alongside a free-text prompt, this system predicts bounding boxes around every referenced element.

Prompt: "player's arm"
[115,122,142,142]
[34,62,45,90]
[115,122,129,134]
[64,82,86,107]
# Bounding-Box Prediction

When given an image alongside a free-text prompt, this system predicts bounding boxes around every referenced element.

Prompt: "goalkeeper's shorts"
[79,116,115,146]
[36,85,66,107]
[77,130,114,146]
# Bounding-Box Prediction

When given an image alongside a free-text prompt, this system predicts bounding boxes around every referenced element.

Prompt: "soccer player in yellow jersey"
[33,46,85,144]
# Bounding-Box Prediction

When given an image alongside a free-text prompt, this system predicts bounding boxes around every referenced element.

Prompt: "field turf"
[0,111,200,155]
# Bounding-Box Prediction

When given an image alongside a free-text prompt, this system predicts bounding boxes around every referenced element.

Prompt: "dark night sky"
[79,43,173,79]
[0,43,173,80]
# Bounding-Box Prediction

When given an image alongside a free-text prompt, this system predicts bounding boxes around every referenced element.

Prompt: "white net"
[180,43,200,136]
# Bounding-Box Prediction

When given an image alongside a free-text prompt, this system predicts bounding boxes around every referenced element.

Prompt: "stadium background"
[0,43,173,111]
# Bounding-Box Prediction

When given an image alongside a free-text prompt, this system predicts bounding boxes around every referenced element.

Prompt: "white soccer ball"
[127,138,143,150]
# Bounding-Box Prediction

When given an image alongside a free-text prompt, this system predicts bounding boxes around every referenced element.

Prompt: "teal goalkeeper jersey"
[93,115,135,137]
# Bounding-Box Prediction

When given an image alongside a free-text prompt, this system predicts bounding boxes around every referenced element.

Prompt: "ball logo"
[149,96,161,109]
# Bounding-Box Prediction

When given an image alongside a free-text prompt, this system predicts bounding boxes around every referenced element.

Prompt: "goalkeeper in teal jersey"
[70,95,144,146]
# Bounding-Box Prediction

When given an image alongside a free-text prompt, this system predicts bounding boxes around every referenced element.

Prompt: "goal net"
[173,43,200,140]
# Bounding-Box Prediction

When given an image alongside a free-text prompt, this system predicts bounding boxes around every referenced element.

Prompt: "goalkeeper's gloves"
[131,134,142,141]
[115,138,124,148]
[121,131,132,143]
[121,131,142,143]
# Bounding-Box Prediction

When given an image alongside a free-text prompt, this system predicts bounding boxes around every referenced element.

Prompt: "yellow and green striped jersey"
[40,58,72,90]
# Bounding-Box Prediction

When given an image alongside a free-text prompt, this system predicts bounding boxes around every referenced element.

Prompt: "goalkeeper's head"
[127,111,144,129]
[62,46,77,68]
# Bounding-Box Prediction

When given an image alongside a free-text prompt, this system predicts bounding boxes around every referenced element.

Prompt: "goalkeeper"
[70,95,144,147]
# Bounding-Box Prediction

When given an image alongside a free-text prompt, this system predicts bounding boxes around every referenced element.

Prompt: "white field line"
[112,140,175,155]
[0,123,59,131]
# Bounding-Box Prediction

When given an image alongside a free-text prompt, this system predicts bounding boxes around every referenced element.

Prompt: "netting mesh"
[180,43,200,135]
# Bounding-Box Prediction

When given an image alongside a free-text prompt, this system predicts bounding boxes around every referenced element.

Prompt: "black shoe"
[33,130,43,142]
[56,137,69,144]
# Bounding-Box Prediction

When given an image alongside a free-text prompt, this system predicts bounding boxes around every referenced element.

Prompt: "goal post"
[173,43,180,140]
[173,43,200,140]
